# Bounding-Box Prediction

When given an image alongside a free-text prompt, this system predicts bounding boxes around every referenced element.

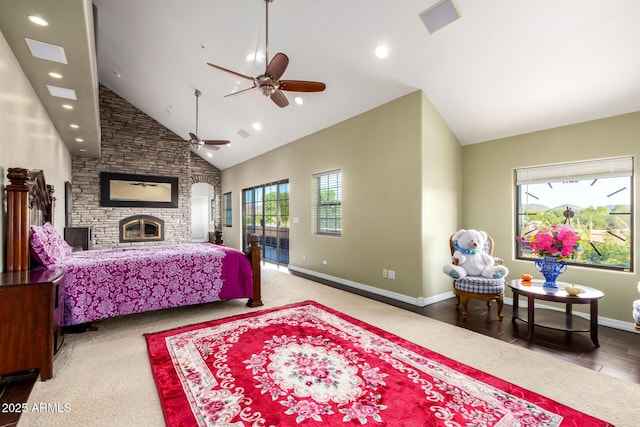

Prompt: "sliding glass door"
[242,180,289,265]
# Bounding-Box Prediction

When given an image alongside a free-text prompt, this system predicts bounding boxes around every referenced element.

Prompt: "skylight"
[25,38,68,63]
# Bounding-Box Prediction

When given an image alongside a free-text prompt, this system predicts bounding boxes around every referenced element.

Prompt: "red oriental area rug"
[145,301,613,426]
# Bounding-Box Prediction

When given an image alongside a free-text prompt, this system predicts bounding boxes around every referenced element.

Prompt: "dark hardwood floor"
[2,272,639,427]
[296,271,640,385]
[0,370,38,427]
[416,297,640,384]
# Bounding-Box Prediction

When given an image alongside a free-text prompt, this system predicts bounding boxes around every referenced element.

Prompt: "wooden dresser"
[0,268,64,380]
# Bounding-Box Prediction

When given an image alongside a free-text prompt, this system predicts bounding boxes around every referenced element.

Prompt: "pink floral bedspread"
[54,243,253,326]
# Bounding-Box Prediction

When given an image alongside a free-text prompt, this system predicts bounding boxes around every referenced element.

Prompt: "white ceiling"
[2,0,640,170]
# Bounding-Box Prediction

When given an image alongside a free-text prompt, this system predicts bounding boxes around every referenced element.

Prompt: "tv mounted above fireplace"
[100,172,178,208]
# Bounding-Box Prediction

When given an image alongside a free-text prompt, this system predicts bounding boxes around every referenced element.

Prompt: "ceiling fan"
[188,89,230,150]
[207,0,326,108]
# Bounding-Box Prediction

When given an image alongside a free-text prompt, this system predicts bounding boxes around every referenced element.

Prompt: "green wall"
[421,93,463,297]
[223,86,638,326]
[462,112,640,322]
[223,91,460,301]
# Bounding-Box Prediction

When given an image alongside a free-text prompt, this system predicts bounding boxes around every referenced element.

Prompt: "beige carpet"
[21,267,640,426]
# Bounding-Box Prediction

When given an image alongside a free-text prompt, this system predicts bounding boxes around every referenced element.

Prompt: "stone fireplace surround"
[69,85,221,248]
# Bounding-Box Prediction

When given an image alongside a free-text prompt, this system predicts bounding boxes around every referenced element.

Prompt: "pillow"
[30,223,71,267]
[43,222,72,257]
[30,224,57,266]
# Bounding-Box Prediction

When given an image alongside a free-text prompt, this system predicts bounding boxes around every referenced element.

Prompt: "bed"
[4,167,263,327]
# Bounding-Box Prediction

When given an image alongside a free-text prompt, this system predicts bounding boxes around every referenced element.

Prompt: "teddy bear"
[443,229,509,279]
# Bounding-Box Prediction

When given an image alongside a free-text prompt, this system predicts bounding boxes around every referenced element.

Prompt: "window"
[313,170,342,236]
[223,192,232,227]
[516,157,633,271]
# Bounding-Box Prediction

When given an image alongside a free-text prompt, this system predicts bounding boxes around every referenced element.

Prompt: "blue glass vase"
[534,257,567,288]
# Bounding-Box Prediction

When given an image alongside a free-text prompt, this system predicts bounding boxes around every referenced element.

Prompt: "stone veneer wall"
[70,84,221,248]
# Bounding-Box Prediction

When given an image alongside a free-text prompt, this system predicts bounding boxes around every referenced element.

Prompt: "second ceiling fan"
[189,89,230,150]
[207,0,326,108]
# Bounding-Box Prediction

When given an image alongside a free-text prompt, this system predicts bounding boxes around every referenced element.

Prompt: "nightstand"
[0,268,65,380]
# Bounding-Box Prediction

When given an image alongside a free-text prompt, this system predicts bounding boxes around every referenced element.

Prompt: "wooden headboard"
[5,168,55,271]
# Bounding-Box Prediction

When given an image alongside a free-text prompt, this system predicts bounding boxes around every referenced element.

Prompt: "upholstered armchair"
[447,232,505,320]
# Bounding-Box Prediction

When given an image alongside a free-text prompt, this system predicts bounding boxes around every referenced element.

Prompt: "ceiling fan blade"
[224,85,257,98]
[265,53,289,81]
[279,80,326,92]
[270,90,289,108]
[203,140,231,146]
[207,63,254,81]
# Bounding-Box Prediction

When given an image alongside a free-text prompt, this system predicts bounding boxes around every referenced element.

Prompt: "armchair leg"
[453,288,503,321]
[496,296,504,321]
[460,295,469,319]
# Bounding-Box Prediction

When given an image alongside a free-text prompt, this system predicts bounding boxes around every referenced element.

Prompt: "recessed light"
[48,72,63,79]
[206,152,213,158]
[113,71,121,78]
[28,15,49,26]
[69,124,79,129]
[375,44,389,59]
[79,148,87,152]
[62,104,73,110]
[75,138,84,142]
[246,52,265,63]
[252,122,262,131]
[294,97,303,105]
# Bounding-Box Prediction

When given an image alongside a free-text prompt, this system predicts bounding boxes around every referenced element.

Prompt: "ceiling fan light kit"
[207,0,326,108]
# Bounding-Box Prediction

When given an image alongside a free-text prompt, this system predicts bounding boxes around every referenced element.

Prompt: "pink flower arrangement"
[518,225,581,259]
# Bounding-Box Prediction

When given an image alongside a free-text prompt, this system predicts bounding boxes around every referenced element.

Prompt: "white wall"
[0,30,72,272]
[191,182,214,241]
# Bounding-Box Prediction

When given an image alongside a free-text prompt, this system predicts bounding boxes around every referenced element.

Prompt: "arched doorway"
[191,182,214,242]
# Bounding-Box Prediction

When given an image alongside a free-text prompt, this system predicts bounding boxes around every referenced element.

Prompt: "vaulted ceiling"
[2,0,640,169]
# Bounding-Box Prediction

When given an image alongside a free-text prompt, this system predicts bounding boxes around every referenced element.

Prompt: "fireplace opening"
[119,215,164,243]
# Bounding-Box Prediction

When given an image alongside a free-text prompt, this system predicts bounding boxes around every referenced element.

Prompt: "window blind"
[312,169,342,235]
[515,156,633,185]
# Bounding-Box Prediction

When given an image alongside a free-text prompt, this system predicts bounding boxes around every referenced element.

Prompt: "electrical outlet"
[388,270,396,280]
[302,254,306,261]
[383,269,388,278]
[322,259,328,265]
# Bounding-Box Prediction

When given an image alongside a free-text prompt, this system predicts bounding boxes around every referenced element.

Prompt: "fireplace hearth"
[119,215,164,243]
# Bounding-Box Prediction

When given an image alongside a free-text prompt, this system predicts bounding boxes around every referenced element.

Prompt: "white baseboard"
[288,265,454,307]
[288,266,638,333]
